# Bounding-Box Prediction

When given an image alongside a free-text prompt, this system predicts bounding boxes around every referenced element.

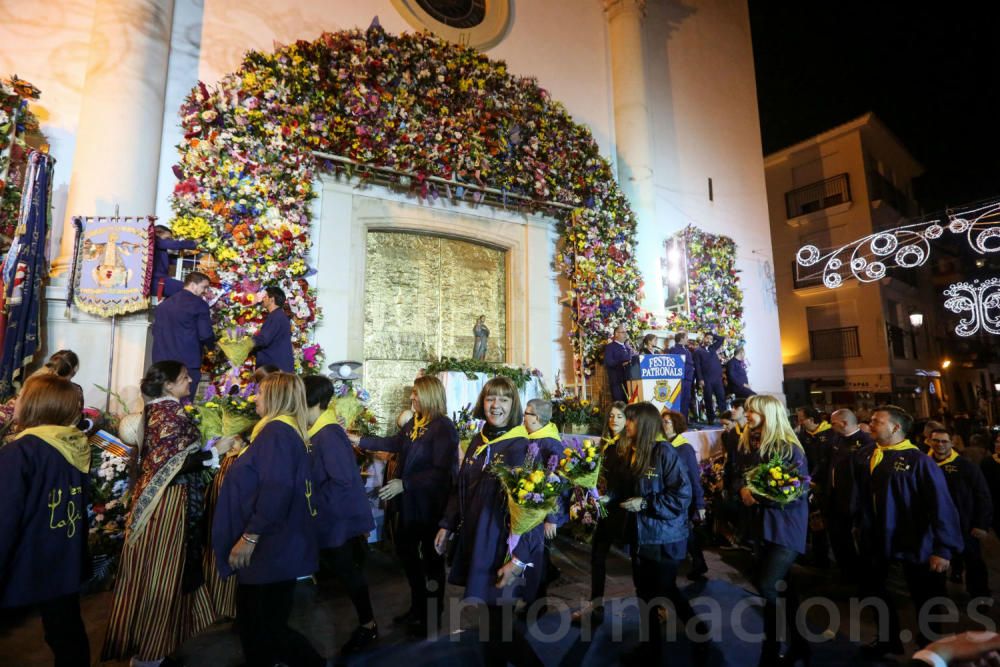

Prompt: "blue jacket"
[693,335,725,383]
[937,455,993,551]
[361,416,459,526]
[312,423,375,549]
[253,308,295,372]
[737,442,810,554]
[853,444,964,563]
[628,441,692,546]
[827,429,874,514]
[153,238,197,279]
[666,344,695,383]
[672,436,705,511]
[151,289,215,369]
[603,341,633,399]
[213,421,318,584]
[725,358,751,393]
[0,436,90,607]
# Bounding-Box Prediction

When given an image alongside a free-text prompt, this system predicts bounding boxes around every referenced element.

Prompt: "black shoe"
[340,623,378,655]
[392,608,416,626]
[858,638,904,659]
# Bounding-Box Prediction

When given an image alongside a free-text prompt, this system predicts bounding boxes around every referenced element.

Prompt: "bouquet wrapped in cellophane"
[489,442,565,556]
[744,454,809,506]
[217,326,256,368]
[453,403,484,457]
[566,486,607,543]
[189,376,259,439]
[559,436,602,489]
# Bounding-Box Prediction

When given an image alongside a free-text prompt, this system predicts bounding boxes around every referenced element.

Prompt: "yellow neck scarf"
[16,426,90,473]
[473,424,529,458]
[527,422,560,441]
[808,421,832,437]
[410,413,430,441]
[602,432,621,451]
[307,407,340,439]
[932,450,959,467]
[733,422,747,439]
[671,434,689,447]
[244,414,304,456]
[870,439,917,473]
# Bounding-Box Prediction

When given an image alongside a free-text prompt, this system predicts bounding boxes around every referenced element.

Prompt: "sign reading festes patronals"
[628,354,685,411]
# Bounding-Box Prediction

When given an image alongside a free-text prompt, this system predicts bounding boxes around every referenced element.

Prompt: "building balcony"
[809,326,861,360]
[869,171,916,218]
[785,173,851,221]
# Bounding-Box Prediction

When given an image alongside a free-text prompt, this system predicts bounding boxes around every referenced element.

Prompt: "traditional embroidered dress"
[201,452,240,619]
[101,398,215,661]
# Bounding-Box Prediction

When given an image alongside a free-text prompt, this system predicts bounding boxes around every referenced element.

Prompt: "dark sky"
[748,3,1000,212]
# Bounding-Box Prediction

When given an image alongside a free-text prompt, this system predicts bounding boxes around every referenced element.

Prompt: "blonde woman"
[212,372,323,667]
[737,394,810,667]
[350,375,458,637]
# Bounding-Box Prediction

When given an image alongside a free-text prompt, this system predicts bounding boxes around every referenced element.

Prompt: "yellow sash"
[307,407,340,439]
[16,425,90,473]
[410,413,430,441]
[602,433,621,451]
[243,414,304,456]
[870,439,918,473]
[527,422,560,441]
[473,424,529,458]
[807,421,832,436]
[671,434,690,448]
[932,450,959,467]
[733,422,747,439]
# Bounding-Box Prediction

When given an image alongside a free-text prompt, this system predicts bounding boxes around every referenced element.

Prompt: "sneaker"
[340,623,378,655]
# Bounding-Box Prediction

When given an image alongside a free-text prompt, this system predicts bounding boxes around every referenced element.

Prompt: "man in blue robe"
[253,286,295,372]
[151,272,215,400]
[602,324,633,402]
[152,225,197,298]
[854,405,963,658]
[666,332,695,420]
[693,333,725,422]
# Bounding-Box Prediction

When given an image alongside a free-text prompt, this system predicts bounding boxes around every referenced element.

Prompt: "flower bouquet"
[553,396,601,433]
[186,401,223,441]
[559,436,602,489]
[87,430,133,585]
[452,403,485,457]
[566,487,606,543]
[331,381,377,436]
[488,442,565,555]
[217,326,255,367]
[744,454,809,505]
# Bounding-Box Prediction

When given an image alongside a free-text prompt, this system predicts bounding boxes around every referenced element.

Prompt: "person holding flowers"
[661,408,709,580]
[619,402,705,666]
[0,375,92,666]
[571,401,627,625]
[212,372,323,667]
[252,286,294,373]
[736,394,810,667]
[102,361,238,667]
[434,376,544,667]
[349,375,457,638]
[304,375,378,655]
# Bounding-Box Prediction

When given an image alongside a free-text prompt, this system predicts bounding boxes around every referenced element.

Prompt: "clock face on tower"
[391,0,510,50]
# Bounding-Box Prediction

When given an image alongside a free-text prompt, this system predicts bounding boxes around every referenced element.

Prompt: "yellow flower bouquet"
[488,442,565,555]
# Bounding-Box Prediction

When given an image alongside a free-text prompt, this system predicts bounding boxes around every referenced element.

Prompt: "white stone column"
[47,0,174,408]
[603,0,663,318]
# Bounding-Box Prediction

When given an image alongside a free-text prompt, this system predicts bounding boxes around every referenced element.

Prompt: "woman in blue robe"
[435,376,544,667]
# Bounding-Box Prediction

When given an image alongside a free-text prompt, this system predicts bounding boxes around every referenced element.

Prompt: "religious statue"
[473,315,489,360]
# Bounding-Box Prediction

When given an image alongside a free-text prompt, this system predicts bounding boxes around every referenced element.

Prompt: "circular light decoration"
[895,244,926,268]
[392,0,510,49]
[796,244,821,266]
[974,227,1000,254]
[851,257,866,272]
[865,261,886,280]
[827,257,842,270]
[870,233,898,256]
[824,273,843,288]
[949,217,971,234]
[925,224,944,239]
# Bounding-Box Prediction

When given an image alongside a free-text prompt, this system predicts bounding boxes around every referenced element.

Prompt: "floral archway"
[170,23,650,382]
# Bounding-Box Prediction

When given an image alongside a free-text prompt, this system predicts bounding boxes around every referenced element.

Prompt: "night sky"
[748,3,1000,212]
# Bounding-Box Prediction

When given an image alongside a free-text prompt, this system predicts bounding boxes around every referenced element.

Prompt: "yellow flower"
[560,405,566,412]
[581,399,590,407]
[529,470,545,484]
[522,482,535,493]
[518,490,528,501]
[769,480,777,487]
[564,448,573,455]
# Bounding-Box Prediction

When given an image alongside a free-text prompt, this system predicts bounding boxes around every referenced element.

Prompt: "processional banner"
[68,215,154,317]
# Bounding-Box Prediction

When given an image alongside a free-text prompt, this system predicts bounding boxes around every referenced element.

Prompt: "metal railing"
[809,326,861,360]
[785,173,851,219]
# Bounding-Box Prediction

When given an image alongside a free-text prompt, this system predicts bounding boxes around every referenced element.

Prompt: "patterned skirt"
[101,485,216,661]
[201,454,238,618]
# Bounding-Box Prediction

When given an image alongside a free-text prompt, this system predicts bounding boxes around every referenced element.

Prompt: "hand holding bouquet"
[489,442,565,556]
[559,436,602,489]
[744,454,809,506]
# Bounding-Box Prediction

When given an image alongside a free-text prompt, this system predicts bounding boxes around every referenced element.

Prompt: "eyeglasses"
[524,412,537,418]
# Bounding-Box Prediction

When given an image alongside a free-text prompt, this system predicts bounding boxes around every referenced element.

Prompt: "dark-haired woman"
[213,372,323,667]
[571,400,627,625]
[304,374,378,655]
[350,374,458,637]
[0,349,84,439]
[0,375,92,666]
[435,376,544,667]
[102,361,237,666]
[661,408,709,579]
[738,394,810,666]
[620,402,705,666]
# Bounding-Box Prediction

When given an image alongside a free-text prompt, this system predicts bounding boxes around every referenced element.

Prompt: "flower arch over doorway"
[170,23,648,380]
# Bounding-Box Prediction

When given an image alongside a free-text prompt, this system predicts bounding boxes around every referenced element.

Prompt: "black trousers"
[633,554,704,661]
[688,521,708,573]
[483,605,543,667]
[826,511,858,575]
[703,379,726,422]
[236,580,324,667]
[861,558,948,647]
[395,520,446,621]
[38,593,90,667]
[753,543,805,657]
[324,536,375,626]
[963,541,991,597]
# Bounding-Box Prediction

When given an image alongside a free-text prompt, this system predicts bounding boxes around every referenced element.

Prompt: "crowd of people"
[1,317,1000,667]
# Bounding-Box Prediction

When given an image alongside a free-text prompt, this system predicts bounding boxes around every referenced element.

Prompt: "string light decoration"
[943,278,1000,337]
[796,199,1000,336]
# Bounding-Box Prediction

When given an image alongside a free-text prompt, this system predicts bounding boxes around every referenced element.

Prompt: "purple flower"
[203,385,218,400]
[529,493,543,504]
[547,455,558,472]
[526,442,539,462]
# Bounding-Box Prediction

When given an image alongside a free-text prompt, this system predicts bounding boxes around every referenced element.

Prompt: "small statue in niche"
[473,315,489,361]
